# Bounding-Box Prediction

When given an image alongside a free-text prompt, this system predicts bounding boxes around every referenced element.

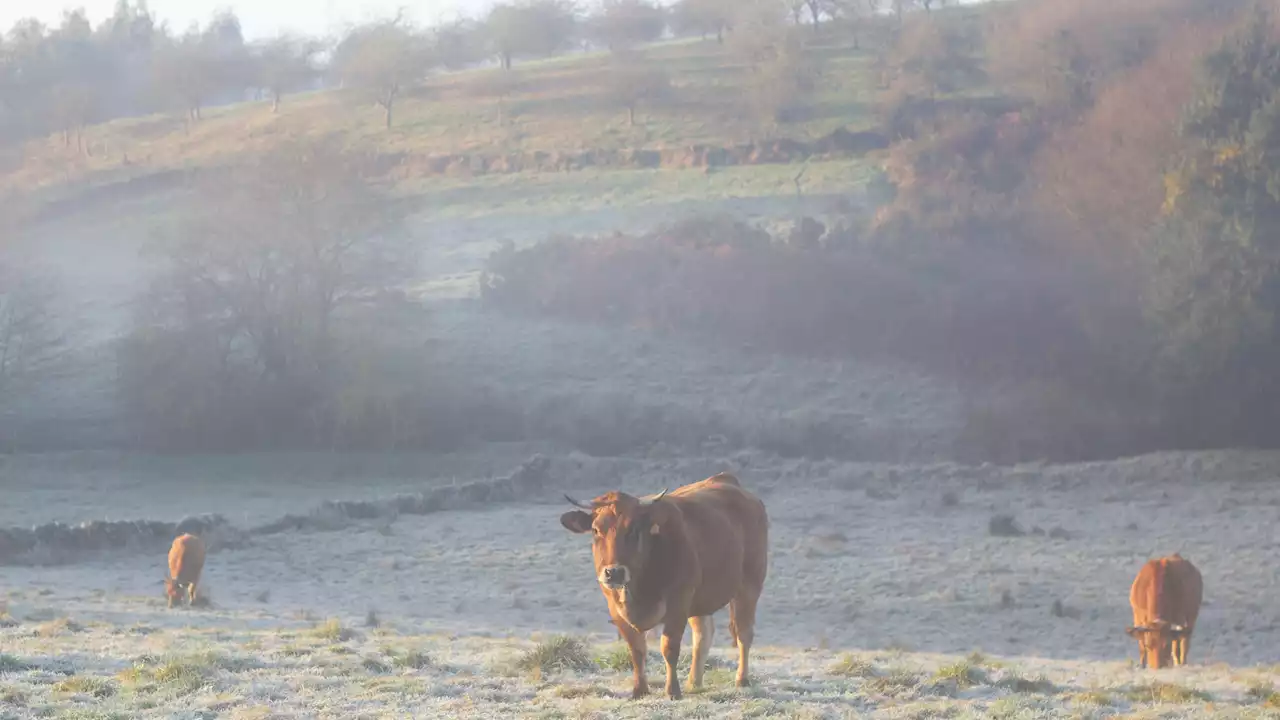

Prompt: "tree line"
[0,0,943,140]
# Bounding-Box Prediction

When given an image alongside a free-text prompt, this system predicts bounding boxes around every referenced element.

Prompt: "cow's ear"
[1125,626,1144,637]
[560,511,594,534]
[647,501,678,535]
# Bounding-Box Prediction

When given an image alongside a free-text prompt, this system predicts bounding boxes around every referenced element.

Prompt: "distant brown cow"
[1126,554,1203,669]
[165,533,206,609]
[560,472,769,700]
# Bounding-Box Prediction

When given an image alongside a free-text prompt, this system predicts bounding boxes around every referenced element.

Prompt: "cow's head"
[163,576,183,607]
[1126,620,1187,669]
[560,490,675,591]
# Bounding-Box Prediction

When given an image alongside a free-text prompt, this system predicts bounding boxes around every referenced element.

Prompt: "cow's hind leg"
[613,615,649,698]
[728,591,759,688]
[688,615,714,690]
[187,583,197,607]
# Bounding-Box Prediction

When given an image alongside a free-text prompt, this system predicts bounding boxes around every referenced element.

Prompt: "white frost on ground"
[2,449,1279,717]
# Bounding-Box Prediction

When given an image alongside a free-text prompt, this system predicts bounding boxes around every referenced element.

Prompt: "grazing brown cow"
[165,533,206,609]
[560,472,768,700]
[1126,554,1203,669]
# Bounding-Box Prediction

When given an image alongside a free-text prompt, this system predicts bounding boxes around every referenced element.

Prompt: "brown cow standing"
[1126,553,1203,669]
[165,533,206,609]
[560,472,768,700]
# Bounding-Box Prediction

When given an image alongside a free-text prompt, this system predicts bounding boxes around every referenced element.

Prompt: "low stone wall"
[381,128,891,180]
[248,454,551,535]
[0,455,551,567]
[0,514,243,566]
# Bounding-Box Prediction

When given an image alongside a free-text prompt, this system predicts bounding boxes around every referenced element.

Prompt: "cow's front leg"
[661,618,687,700]
[613,616,649,699]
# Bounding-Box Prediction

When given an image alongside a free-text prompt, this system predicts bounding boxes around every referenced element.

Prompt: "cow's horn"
[564,494,592,510]
[642,488,668,505]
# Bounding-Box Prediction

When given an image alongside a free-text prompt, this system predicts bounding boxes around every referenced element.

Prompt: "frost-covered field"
[3,449,1280,718]
[2,611,1278,719]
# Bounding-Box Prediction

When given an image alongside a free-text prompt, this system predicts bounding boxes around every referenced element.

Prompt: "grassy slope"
[2,33,883,208]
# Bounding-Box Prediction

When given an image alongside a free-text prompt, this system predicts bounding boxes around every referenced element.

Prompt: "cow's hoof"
[666,686,682,700]
[630,686,648,700]
[736,677,750,688]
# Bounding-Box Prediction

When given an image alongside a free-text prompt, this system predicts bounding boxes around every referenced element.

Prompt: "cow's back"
[1163,555,1203,626]
[1131,555,1202,626]
[169,534,206,584]
[667,475,768,616]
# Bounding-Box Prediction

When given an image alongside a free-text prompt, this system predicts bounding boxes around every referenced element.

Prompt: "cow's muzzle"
[599,565,630,589]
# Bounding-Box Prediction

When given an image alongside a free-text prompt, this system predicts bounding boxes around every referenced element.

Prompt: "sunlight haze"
[1,0,493,38]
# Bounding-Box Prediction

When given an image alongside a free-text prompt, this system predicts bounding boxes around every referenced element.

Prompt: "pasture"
[4,4,1280,716]
[2,448,1280,717]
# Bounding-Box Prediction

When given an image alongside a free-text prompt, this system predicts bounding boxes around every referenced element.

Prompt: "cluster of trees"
[0,0,950,141]
[479,0,1280,460]
[0,1,321,146]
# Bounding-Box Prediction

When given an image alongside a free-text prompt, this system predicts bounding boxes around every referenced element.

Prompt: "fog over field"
[3,0,1280,716]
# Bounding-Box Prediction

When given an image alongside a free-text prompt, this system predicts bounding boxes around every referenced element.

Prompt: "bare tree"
[588,0,667,52]
[730,1,819,125]
[48,83,98,152]
[432,18,486,70]
[606,51,673,125]
[119,141,420,450]
[485,1,578,70]
[670,0,734,42]
[253,34,320,113]
[151,32,219,122]
[332,19,429,128]
[829,0,877,48]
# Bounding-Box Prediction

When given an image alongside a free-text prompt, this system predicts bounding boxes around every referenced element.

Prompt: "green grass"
[5,26,888,202]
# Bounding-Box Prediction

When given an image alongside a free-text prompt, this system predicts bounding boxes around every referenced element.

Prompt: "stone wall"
[0,455,551,567]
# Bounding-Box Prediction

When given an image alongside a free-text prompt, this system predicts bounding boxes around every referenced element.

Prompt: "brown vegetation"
[482,0,1280,461]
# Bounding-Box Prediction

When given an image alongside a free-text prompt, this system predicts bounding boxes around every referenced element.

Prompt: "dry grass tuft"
[389,649,433,670]
[830,654,876,678]
[1126,680,1211,704]
[863,667,922,697]
[933,657,988,689]
[308,618,359,643]
[1246,680,1280,707]
[997,671,1059,694]
[52,674,118,699]
[516,635,595,676]
[36,617,84,637]
[0,684,27,704]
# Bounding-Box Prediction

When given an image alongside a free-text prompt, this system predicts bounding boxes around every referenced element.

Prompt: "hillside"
[2,30,892,208]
